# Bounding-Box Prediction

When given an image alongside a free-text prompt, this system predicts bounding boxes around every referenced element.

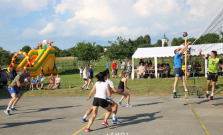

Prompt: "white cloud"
[0,0,48,17]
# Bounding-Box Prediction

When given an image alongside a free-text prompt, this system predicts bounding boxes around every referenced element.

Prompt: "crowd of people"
[0,66,61,91]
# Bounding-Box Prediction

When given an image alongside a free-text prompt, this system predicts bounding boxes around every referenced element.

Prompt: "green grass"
[1,57,223,97]
[1,72,223,97]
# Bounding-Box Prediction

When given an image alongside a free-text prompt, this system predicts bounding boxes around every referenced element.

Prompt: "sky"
[0,0,223,52]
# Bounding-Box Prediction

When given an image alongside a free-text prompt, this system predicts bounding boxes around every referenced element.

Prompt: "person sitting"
[138,63,145,78]
[157,64,164,78]
[47,74,55,90]
[36,76,41,89]
[192,61,198,76]
[30,77,37,90]
[163,63,169,78]
[53,74,61,89]
[147,63,154,79]
[187,63,192,77]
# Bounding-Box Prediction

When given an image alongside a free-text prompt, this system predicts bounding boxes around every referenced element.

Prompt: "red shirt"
[111,63,116,70]
[50,77,55,83]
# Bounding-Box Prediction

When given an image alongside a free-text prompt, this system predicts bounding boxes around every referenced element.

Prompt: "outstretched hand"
[199,50,202,54]
[87,96,91,100]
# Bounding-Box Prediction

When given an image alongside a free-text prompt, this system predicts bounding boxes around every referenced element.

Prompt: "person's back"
[118,78,125,91]
[88,68,94,78]
[94,82,108,99]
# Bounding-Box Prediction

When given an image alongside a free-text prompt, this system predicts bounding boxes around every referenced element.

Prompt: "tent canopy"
[132,43,223,59]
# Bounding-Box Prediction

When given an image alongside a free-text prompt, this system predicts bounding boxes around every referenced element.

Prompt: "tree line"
[1,32,223,66]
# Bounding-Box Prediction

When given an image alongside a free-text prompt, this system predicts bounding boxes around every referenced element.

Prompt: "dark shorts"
[89,77,93,79]
[56,83,60,85]
[174,68,185,78]
[207,72,218,82]
[2,81,7,86]
[49,83,54,84]
[8,87,19,95]
[106,98,114,105]
[112,70,117,75]
[93,97,109,108]
[118,88,125,93]
[83,78,87,81]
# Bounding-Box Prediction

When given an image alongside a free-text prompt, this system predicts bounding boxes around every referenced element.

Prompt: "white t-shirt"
[106,79,114,89]
[79,68,83,74]
[138,66,145,73]
[83,69,87,79]
[41,77,45,83]
[94,82,108,99]
[55,78,61,83]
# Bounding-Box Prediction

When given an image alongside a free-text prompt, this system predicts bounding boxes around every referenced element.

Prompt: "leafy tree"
[76,42,101,65]
[144,35,151,44]
[156,40,162,46]
[21,45,31,53]
[187,37,196,43]
[164,42,168,47]
[0,48,12,66]
[52,46,62,57]
[95,45,104,54]
[60,50,71,57]
[171,38,179,46]
[68,46,77,57]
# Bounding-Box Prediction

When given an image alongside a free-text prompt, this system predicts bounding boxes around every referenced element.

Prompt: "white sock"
[211,93,214,96]
[112,114,116,120]
[173,90,176,93]
[7,108,10,110]
[83,114,87,119]
[206,91,209,94]
[185,89,188,92]
[11,105,15,108]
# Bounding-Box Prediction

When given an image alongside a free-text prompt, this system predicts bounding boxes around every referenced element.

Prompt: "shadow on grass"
[92,111,162,131]
[0,117,65,129]
[134,102,164,107]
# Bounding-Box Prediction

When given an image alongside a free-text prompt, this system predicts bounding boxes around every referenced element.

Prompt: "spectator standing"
[149,60,152,66]
[127,60,132,78]
[86,65,94,90]
[2,69,9,89]
[79,66,84,79]
[81,66,88,90]
[120,60,126,77]
[111,61,117,79]
[106,61,109,70]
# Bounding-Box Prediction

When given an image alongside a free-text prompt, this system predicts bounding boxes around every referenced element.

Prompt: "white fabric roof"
[132,43,223,59]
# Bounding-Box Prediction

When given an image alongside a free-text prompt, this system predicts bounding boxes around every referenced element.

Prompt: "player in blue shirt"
[173,41,192,97]
[86,65,94,90]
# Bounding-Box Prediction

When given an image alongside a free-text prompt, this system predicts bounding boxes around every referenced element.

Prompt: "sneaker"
[4,110,10,115]
[173,92,177,97]
[10,108,17,111]
[102,121,109,127]
[210,96,213,101]
[81,87,83,90]
[118,101,122,105]
[126,104,132,107]
[82,118,88,123]
[112,118,121,124]
[206,93,209,99]
[85,128,91,132]
[86,88,90,90]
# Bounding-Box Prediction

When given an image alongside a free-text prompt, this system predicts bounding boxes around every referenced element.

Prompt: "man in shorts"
[4,68,29,115]
[199,50,220,100]
[173,41,192,97]
[86,65,94,90]
[111,61,117,79]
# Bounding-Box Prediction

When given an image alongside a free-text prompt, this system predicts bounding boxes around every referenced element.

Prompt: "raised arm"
[199,50,207,60]
[87,84,96,100]
[179,42,192,54]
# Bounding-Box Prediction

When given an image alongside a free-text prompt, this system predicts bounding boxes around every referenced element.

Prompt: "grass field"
[1,57,223,97]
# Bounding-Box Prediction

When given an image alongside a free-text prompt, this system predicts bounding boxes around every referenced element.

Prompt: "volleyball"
[182,32,188,37]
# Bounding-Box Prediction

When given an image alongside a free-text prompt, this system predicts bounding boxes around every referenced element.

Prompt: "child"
[30,77,37,90]
[36,76,41,90]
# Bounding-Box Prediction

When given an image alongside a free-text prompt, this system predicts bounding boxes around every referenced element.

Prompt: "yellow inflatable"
[8,41,58,77]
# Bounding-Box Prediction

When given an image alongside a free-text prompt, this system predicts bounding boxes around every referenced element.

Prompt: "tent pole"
[205,55,208,77]
[154,57,158,78]
[132,58,134,80]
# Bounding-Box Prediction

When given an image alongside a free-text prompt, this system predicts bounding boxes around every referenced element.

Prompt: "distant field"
[56,57,77,61]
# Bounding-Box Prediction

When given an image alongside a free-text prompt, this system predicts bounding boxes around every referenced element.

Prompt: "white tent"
[131,43,223,79]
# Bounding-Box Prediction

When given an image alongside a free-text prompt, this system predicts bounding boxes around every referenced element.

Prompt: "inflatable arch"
[8,51,31,68]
